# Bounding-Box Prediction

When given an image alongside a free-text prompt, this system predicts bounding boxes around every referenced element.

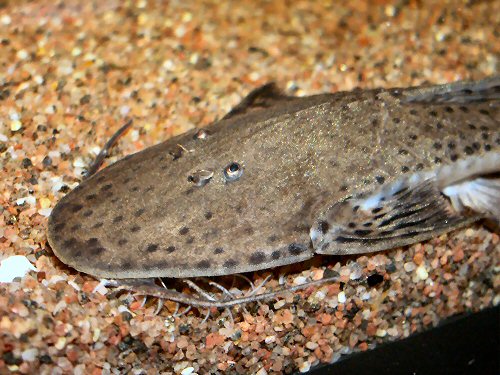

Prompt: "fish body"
[47,78,500,280]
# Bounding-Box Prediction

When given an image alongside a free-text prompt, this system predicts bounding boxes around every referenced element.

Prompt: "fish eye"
[224,162,243,182]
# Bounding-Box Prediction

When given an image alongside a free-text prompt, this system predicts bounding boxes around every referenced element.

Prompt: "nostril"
[187,170,214,186]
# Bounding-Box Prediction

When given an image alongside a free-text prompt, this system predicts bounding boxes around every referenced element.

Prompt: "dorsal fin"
[401,76,500,104]
[221,83,295,120]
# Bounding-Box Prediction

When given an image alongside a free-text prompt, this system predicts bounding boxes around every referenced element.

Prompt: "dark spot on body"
[398,149,409,155]
[249,251,266,264]
[409,134,417,140]
[353,205,359,212]
[96,175,106,183]
[196,260,211,269]
[71,204,83,213]
[204,211,213,220]
[186,236,194,244]
[415,163,424,171]
[83,210,93,217]
[179,227,189,235]
[92,222,103,229]
[130,225,141,232]
[146,244,159,253]
[130,186,140,192]
[450,154,458,162]
[214,247,224,254]
[87,238,99,246]
[63,238,77,248]
[121,261,132,269]
[392,117,400,124]
[89,247,105,256]
[371,119,378,126]
[481,133,489,140]
[447,142,456,150]
[340,184,348,191]
[224,259,238,268]
[485,144,491,151]
[244,226,255,235]
[375,176,385,184]
[166,246,176,253]
[434,157,442,164]
[479,109,490,115]
[348,222,356,228]
[113,215,123,223]
[464,146,474,155]
[401,166,410,173]
[371,207,383,214]
[134,208,145,217]
[459,106,468,113]
[288,243,306,255]
[428,110,438,117]
[354,229,372,236]
[70,224,81,231]
[123,177,132,184]
[433,142,442,150]
[85,194,97,200]
[436,122,443,130]
[472,142,480,151]
[101,184,112,191]
[319,220,330,234]
[444,106,454,113]
[409,109,418,116]
[144,186,154,193]
[54,222,66,231]
[271,250,281,260]
[118,239,128,246]
[468,123,476,130]
[268,235,278,243]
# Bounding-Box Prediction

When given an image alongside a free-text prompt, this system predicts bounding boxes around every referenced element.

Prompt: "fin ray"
[311,177,475,255]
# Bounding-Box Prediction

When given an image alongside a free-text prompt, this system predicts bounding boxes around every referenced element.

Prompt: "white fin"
[442,178,500,221]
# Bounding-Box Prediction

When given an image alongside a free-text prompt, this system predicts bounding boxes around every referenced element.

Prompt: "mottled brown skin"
[47,78,500,280]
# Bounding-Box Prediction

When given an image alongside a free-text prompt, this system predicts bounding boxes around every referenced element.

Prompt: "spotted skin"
[48,77,500,279]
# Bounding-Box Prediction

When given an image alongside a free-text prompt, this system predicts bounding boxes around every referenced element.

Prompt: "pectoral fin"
[310,177,477,255]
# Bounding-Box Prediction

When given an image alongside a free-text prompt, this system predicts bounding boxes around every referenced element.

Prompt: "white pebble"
[16,50,29,60]
[299,362,311,373]
[181,367,194,375]
[273,300,286,309]
[1,15,11,25]
[337,291,346,304]
[55,337,66,350]
[305,341,318,350]
[416,265,428,280]
[264,335,276,344]
[10,120,22,132]
[21,348,38,362]
[0,255,37,283]
[376,329,387,337]
[404,262,416,272]
[16,196,36,206]
[38,208,52,217]
[293,276,307,285]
